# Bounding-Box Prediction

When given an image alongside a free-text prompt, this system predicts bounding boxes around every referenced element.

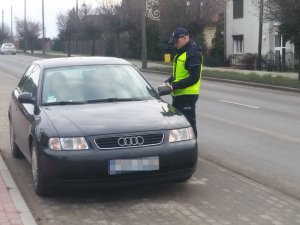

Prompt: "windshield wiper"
[43,100,87,106]
[86,98,146,103]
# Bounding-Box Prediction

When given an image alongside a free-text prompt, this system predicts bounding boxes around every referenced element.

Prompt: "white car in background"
[0,43,17,55]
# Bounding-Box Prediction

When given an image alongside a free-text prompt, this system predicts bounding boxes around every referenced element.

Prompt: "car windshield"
[42,64,158,105]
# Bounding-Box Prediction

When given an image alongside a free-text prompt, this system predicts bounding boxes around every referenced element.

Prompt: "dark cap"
[168,27,189,44]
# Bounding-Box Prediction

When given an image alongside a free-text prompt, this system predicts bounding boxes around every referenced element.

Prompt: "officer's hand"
[165,82,173,91]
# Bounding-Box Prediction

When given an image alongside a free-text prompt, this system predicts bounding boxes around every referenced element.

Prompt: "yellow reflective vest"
[172,51,202,96]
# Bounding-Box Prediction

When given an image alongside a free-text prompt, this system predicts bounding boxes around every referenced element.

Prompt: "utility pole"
[1,10,4,32]
[42,0,45,55]
[224,0,227,64]
[75,0,78,54]
[141,0,147,69]
[24,0,27,53]
[257,0,264,70]
[11,5,13,40]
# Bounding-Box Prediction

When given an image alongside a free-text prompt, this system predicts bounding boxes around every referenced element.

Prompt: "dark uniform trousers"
[172,95,198,137]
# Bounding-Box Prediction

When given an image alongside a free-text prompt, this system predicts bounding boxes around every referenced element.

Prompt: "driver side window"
[18,64,41,97]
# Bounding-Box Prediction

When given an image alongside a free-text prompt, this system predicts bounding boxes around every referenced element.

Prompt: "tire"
[31,141,51,196]
[173,175,192,183]
[9,123,24,158]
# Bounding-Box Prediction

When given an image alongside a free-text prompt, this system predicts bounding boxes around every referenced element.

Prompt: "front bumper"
[38,139,198,187]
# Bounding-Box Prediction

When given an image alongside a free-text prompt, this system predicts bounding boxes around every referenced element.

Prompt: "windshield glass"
[42,64,158,104]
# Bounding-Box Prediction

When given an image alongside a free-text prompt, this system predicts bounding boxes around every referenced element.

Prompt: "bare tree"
[159,0,224,50]
[254,0,300,78]
[96,0,123,56]
[15,18,41,53]
[80,3,103,56]
[57,8,79,56]
[0,25,10,44]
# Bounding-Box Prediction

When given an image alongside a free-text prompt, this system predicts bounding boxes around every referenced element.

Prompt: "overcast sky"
[0,0,115,39]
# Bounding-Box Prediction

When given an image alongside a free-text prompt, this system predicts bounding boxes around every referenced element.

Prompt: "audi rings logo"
[118,136,144,147]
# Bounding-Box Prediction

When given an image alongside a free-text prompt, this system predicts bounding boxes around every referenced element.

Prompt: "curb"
[140,69,300,94]
[0,153,37,225]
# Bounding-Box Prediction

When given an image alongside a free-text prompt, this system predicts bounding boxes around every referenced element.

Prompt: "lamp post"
[24,0,27,53]
[141,0,160,69]
[11,5,13,40]
[42,0,45,55]
[257,0,264,70]
[1,10,4,32]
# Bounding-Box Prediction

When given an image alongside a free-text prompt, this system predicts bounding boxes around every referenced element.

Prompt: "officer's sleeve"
[172,54,202,90]
[165,76,173,84]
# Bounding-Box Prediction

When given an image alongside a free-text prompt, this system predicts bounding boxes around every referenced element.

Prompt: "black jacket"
[166,40,202,92]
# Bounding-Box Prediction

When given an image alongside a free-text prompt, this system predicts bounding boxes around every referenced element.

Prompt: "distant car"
[8,57,197,196]
[0,43,17,55]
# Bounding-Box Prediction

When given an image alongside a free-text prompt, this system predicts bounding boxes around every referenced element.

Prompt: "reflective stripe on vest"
[172,52,202,96]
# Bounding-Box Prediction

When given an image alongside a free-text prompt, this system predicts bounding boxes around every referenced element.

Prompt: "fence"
[228,51,298,72]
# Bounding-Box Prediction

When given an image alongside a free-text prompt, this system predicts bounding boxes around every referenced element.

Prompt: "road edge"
[141,69,300,94]
[0,152,37,225]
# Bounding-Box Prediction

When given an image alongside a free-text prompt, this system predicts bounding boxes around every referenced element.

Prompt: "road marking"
[201,113,300,144]
[220,100,260,109]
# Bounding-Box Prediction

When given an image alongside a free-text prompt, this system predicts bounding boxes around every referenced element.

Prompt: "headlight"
[169,127,195,143]
[49,137,89,150]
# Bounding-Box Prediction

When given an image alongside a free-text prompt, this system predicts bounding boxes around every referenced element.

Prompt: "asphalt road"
[0,54,300,225]
[144,72,300,200]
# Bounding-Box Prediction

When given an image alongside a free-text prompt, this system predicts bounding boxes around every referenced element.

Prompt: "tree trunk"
[296,42,300,81]
[30,40,34,54]
[298,65,300,81]
[114,32,120,57]
[91,40,95,56]
[68,39,71,57]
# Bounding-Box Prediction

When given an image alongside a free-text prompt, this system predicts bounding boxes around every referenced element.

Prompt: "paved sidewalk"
[0,155,37,225]
[129,59,299,79]
[0,71,37,225]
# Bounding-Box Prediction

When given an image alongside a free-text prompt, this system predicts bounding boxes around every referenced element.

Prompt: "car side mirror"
[18,92,35,104]
[158,85,172,96]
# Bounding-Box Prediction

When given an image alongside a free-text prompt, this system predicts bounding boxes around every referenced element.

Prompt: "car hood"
[42,100,189,137]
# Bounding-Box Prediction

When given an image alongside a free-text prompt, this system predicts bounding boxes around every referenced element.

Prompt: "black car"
[8,57,197,196]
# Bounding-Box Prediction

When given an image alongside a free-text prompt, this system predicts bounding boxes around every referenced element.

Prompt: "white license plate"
[108,156,159,175]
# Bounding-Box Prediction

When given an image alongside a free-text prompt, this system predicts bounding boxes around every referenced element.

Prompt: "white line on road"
[220,100,261,109]
[200,113,300,144]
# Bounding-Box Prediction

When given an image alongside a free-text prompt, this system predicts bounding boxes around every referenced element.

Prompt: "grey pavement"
[145,71,300,201]
[1,59,300,224]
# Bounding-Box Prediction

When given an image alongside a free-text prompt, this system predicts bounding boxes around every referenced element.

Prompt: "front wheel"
[31,142,51,196]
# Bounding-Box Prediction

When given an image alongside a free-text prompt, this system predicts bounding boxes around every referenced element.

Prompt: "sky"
[0,0,117,39]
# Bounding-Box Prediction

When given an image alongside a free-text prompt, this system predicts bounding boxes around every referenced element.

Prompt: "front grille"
[94,133,164,149]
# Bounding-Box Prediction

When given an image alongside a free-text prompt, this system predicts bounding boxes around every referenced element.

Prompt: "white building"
[225,0,295,69]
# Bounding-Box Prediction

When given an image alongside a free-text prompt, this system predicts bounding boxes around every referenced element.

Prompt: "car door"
[11,65,35,151]
[14,64,41,160]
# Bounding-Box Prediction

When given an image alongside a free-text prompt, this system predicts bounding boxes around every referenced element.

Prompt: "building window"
[233,35,244,54]
[233,0,243,19]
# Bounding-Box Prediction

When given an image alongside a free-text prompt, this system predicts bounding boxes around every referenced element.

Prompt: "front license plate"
[108,156,159,175]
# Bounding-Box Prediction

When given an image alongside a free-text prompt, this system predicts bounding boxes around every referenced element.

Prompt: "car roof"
[2,43,15,46]
[33,57,132,69]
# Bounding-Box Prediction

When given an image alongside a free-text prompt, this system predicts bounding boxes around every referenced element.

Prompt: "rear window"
[2,43,15,48]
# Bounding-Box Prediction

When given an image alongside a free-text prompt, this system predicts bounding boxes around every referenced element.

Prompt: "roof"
[33,57,132,69]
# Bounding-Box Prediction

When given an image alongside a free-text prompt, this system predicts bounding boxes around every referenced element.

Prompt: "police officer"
[165,27,203,137]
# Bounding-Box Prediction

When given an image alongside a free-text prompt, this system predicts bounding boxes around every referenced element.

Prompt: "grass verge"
[148,66,300,90]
